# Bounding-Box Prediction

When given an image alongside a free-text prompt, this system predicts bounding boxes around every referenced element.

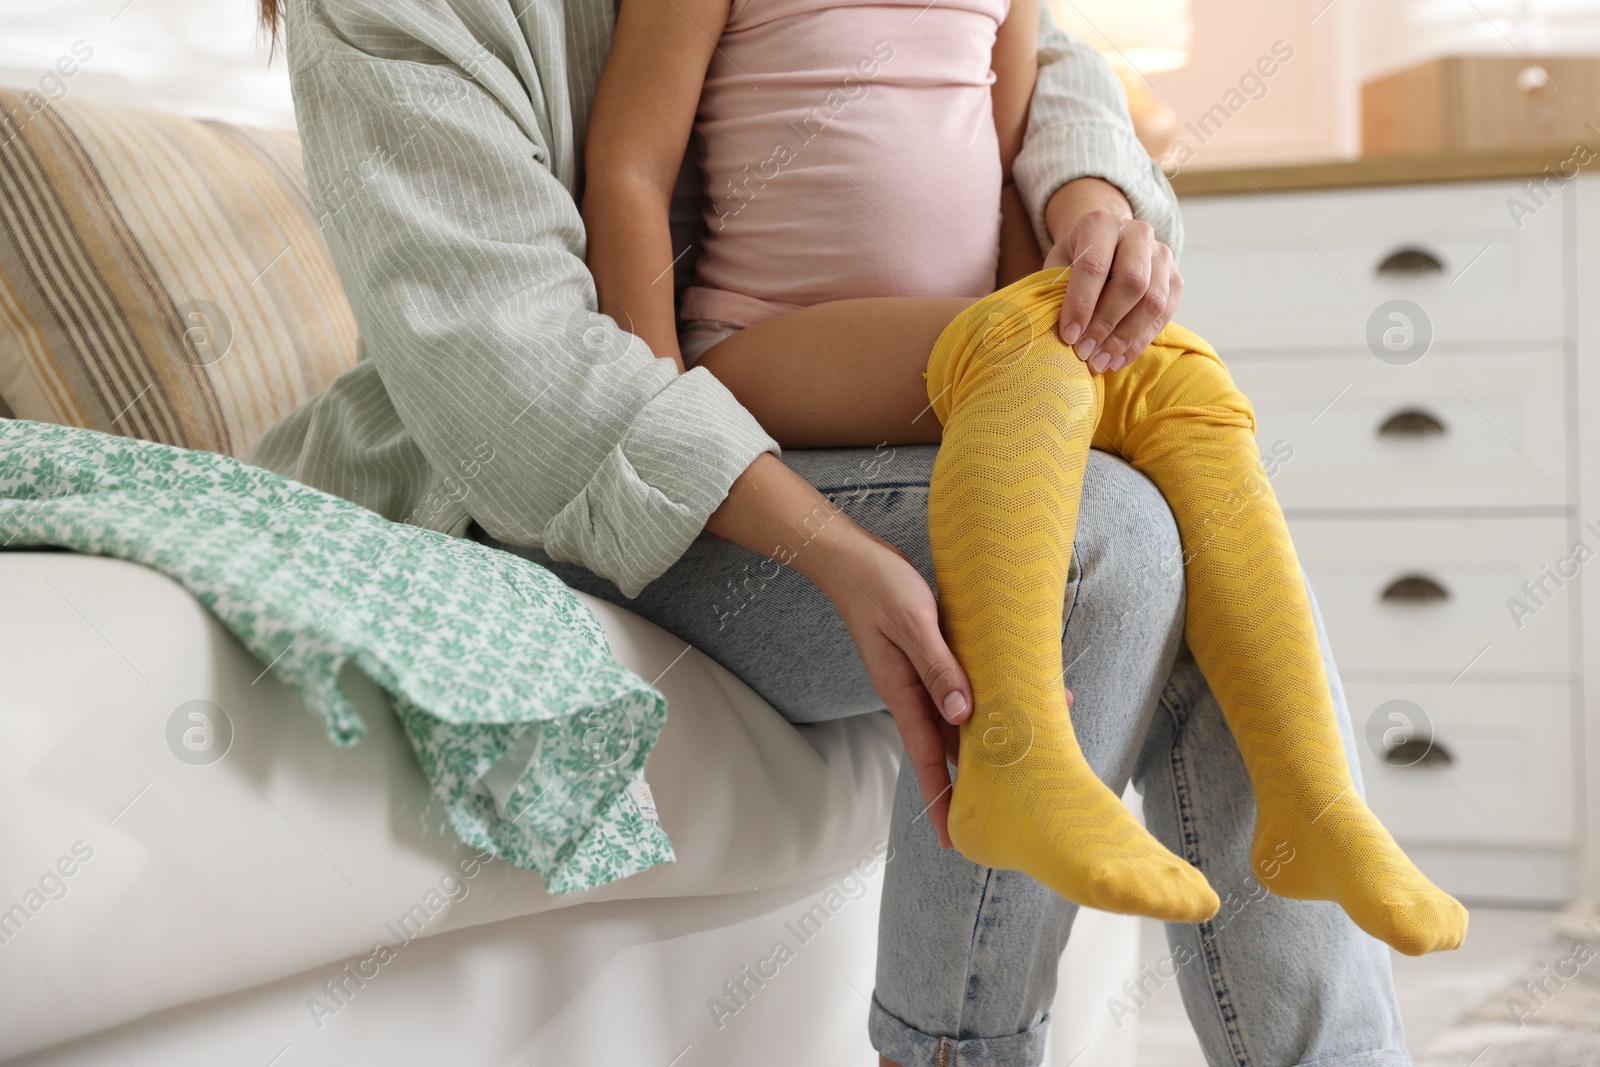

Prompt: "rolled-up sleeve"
[283,11,779,598]
[1012,3,1184,261]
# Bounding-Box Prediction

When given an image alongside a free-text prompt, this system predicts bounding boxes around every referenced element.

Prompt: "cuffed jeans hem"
[868,995,1048,1067]
[1296,1051,1412,1067]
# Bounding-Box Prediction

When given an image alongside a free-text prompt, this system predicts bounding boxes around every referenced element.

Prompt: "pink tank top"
[680,0,1008,328]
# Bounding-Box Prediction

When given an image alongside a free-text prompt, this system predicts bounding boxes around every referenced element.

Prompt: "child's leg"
[704,287,1222,921]
[922,277,1220,922]
[1066,278,1469,956]
[693,295,974,447]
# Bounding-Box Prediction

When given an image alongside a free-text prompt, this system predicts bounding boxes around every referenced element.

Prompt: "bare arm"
[581,0,728,371]
[991,0,1038,179]
[992,0,1177,347]
[1042,176,1181,372]
[588,0,977,843]
[992,0,1045,286]
[1013,8,1186,371]
[706,451,976,850]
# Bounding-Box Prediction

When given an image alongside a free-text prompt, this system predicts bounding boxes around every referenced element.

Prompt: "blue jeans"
[471,446,1409,1067]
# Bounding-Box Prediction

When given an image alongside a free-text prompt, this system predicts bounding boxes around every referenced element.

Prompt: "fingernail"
[1090,351,1112,373]
[1061,322,1082,345]
[942,691,968,721]
[1076,338,1096,360]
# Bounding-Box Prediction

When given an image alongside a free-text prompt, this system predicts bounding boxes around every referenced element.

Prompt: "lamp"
[1044,0,1192,158]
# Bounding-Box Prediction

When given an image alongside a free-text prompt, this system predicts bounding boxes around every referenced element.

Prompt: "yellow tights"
[924,267,1467,954]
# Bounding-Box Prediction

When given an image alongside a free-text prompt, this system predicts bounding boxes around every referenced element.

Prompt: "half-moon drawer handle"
[1378,408,1446,438]
[1383,736,1453,768]
[1376,246,1445,276]
[1381,574,1449,603]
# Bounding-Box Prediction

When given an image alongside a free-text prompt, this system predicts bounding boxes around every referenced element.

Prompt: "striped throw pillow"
[0,89,357,456]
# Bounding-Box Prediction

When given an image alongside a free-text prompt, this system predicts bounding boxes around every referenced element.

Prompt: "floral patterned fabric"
[0,419,675,894]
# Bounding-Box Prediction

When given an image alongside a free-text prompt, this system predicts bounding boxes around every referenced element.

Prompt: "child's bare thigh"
[694,295,975,449]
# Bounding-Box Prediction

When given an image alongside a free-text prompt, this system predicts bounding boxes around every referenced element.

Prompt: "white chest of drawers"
[1173,155,1596,905]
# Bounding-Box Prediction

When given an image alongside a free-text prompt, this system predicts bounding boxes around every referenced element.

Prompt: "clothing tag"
[627,779,659,823]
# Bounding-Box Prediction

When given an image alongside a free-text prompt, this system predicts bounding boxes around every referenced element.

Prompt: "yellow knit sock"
[925,273,1220,923]
[956,268,1467,955]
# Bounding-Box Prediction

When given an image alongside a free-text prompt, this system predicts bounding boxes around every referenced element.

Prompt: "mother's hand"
[810,526,975,849]
[1041,177,1183,375]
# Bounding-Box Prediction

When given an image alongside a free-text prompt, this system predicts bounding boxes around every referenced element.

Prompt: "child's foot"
[949,695,1220,923]
[1251,787,1468,955]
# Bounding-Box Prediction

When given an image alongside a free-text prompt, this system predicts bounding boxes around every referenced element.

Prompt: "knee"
[1074,452,1185,629]
[1151,348,1257,433]
[927,281,1088,389]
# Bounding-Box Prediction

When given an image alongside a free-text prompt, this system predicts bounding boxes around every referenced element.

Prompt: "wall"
[1148,0,1600,170]
[1147,0,1358,171]
[4,1,1600,157]
[0,0,293,129]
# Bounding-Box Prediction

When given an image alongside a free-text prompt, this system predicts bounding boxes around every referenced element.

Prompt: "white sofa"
[0,550,1142,1066]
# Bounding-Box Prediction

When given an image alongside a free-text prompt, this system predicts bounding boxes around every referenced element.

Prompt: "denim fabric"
[471,444,1410,1067]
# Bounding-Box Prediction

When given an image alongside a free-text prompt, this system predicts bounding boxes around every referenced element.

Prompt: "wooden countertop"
[1169,144,1596,196]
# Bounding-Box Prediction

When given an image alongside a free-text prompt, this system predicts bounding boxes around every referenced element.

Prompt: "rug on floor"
[1415,903,1600,1066]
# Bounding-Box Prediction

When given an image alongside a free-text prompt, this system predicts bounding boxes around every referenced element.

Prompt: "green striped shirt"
[248,0,1182,598]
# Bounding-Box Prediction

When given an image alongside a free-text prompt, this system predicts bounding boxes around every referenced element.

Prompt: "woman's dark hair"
[258,0,284,63]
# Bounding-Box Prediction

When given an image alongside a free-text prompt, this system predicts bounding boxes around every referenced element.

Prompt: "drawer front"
[1292,515,1579,677]
[1226,348,1568,510]
[1347,681,1573,850]
[1177,181,1565,352]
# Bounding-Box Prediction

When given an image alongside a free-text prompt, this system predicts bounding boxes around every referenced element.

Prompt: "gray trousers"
[473,445,1408,1067]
